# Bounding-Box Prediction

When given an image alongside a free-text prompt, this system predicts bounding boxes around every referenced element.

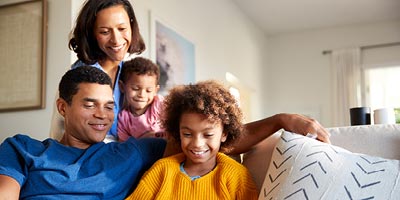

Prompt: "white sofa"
[243,124,400,193]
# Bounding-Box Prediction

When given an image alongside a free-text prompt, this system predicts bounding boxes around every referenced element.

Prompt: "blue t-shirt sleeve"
[0,135,31,185]
[134,138,166,169]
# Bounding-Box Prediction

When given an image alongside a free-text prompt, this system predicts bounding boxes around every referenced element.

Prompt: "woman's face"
[94,5,132,63]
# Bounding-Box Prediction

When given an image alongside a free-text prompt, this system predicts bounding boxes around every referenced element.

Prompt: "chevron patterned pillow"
[259,130,400,200]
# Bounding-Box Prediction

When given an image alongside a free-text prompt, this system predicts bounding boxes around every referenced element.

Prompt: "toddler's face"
[121,73,159,116]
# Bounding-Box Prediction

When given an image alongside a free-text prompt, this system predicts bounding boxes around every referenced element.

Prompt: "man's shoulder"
[126,136,164,143]
[117,138,166,169]
[123,137,166,151]
[2,134,51,146]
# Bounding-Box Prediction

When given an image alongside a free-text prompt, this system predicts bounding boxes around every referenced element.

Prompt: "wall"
[0,0,267,142]
[0,0,73,142]
[3,1,398,142]
[133,0,267,122]
[264,21,400,127]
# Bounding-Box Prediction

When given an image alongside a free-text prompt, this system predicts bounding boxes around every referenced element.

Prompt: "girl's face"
[179,112,227,169]
[120,73,159,116]
[94,5,132,63]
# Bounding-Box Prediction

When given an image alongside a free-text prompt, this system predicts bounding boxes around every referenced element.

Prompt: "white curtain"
[331,48,361,127]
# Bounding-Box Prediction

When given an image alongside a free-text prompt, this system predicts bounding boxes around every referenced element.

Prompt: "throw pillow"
[259,131,400,200]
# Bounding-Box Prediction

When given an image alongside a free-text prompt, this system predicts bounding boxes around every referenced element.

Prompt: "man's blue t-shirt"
[0,135,166,199]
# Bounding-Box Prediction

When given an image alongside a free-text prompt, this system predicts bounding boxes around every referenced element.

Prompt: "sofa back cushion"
[328,124,400,160]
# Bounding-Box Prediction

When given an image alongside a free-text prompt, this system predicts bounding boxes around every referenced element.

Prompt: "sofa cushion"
[259,130,400,200]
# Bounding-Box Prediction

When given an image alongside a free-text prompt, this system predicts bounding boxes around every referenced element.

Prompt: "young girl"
[125,80,259,199]
[117,57,165,141]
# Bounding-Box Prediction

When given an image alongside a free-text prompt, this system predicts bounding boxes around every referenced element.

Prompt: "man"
[0,66,166,199]
[0,67,330,199]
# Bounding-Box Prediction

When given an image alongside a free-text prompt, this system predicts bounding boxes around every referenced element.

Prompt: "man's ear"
[56,98,67,117]
[118,80,125,93]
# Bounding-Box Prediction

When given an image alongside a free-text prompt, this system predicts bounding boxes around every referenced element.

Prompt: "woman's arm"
[227,113,331,154]
[0,175,20,200]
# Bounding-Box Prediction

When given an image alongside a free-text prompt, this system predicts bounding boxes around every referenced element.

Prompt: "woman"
[51,0,144,141]
[51,0,330,144]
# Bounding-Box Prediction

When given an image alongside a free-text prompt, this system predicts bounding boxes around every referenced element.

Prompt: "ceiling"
[232,0,400,36]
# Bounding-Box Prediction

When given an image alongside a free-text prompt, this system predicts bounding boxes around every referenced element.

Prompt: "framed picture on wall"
[0,0,47,112]
[149,11,195,95]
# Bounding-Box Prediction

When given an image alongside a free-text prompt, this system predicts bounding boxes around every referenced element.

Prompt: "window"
[363,66,400,123]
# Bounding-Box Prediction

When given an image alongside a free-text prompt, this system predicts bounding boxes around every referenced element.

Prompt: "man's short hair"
[59,66,112,104]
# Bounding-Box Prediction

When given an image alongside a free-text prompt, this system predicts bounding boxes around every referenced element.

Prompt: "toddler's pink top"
[117,95,164,141]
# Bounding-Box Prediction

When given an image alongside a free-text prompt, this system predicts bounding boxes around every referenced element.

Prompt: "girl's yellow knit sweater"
[125,152,258,200]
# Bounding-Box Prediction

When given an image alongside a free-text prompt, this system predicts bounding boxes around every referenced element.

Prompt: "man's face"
[58,83,114,149]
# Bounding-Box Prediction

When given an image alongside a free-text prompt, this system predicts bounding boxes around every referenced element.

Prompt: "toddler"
[125,80,258,199]
[117,57,165,141]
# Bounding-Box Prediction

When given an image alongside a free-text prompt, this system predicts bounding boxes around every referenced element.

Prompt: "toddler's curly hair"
[162,80,243,151]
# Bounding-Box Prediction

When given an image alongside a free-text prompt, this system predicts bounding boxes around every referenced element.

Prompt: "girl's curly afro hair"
[161,80,243,151]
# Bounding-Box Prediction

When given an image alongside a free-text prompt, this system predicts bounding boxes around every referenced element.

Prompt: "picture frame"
[0,0,47,112]
[149,11,195,95]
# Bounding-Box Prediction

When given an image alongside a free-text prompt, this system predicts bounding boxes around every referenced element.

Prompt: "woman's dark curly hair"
[69,0,145,64]
[162,80,243,151]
